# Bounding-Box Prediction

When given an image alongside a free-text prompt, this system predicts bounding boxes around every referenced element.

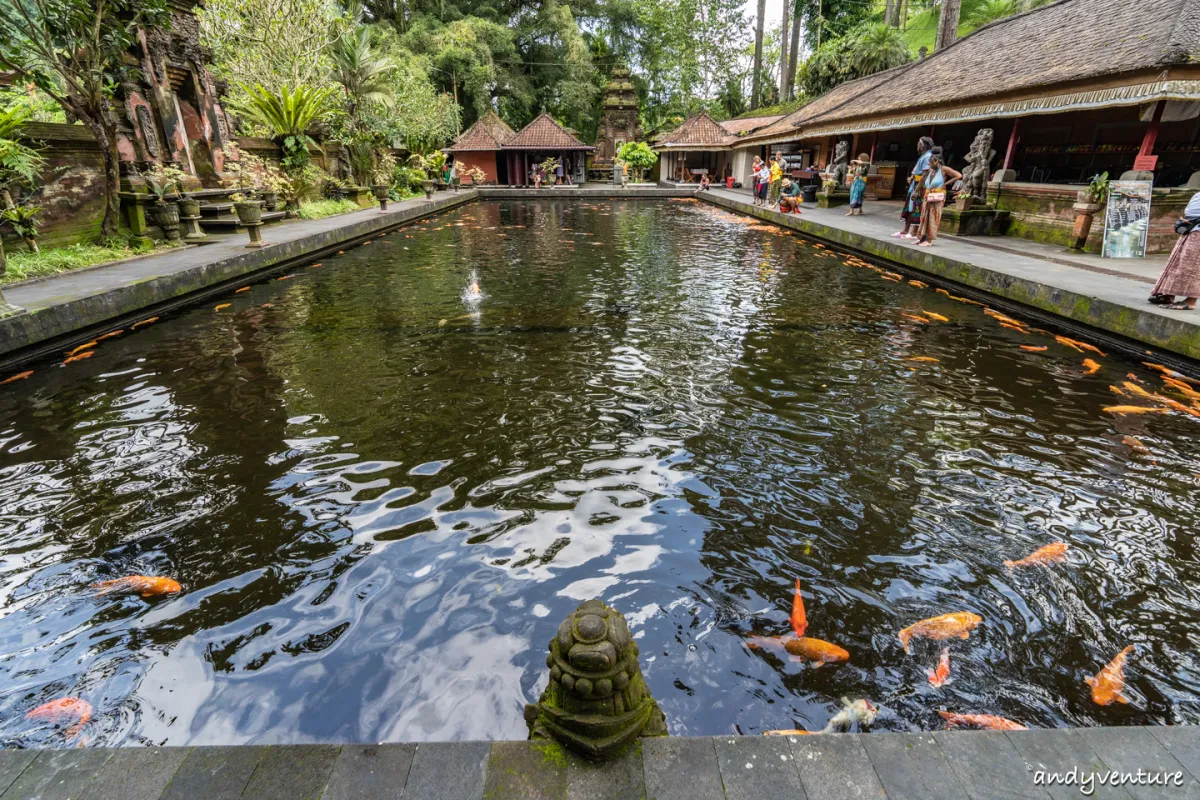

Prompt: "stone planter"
[422,180,434,200]
[372,183,389,212]
[816,190,850,209]
[176,197,207,242]
[233,200,262,226]
[151,201,182,242]
[261,191,279,211]
[954,195,973,212]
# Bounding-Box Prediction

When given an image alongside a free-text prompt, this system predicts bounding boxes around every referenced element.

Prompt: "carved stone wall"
[593,66,642,167]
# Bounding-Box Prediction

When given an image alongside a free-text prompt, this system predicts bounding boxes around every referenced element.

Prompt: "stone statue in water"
[961,128,996,205]
[525,599,667,760]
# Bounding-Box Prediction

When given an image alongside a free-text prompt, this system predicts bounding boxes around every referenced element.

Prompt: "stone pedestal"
[120,192,155,248]
[991,169,1017,184]
[177,198,207,242]
[1070,201,1103,250]
[940,207,1010,236]
[816,189,851,208]
[525,599,666,761]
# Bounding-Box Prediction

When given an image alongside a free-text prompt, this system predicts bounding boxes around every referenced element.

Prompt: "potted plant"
[452,160,467,192]
[1071,171,1109,250]
[144,163,187,242]
[279,164,322,219]
[0,204,41,253]
[408,153,440,199]
[221,146,263,226]
[465,165,487,186]
[372,151,396,209]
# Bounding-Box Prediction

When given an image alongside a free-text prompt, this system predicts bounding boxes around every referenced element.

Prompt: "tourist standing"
[916,155,962,247]
[768,154,784,208]
[555,160,564,185]
[751,156,763,205]
[779,179,802,213]
[1149,190,1200,310]
[846,154,870,216]
[894,137,935,239]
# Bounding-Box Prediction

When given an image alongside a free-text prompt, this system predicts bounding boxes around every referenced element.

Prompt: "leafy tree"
[799,21,913,97]
[0,0,171,238]
[852,22,912,75]
[617,140,656,182]
[0,105,45,207]
[965,0,1017,28]
[331,25,398,118]
[236,84,339,170]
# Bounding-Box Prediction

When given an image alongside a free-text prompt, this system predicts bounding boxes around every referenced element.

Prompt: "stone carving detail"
[829,140,850,186]
[525,599,666,760]
[962,128,996,204]
[136,105,161,158]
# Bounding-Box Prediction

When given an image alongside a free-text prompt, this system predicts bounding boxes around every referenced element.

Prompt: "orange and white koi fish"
[214,304,231,312]
[909,280,928,288]
[235,287,251,293]
[908,356,940,363]
[923,311,949,322]
[899,612,982,653]
[1103,406,1170,415]
[938,711,1026,731]
[1086,646,1136,705]
[0,371,33,385]
[26,698,93,739]
[746,635,850,667]
[97,330,123,341]
[928,648,951,688]
[821,698,878,732]
[791,579,807,638]
[1021,345,1048,353]
[1083,359,1102,375]
[1004,542,1068,569]
[311,262,322,267]
[1127,373,1145,384]
[62,351,95,365]
[763,729,813,735]
[902,314,930,324]
[66,341,97,357]
[131,317,158,329]
[94,575,182,598]
[1163,377,1200,402]
[1152,393,1200,417]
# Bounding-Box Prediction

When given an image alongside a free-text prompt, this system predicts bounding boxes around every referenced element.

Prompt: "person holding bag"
[1149,190,1200,310]
[916,155,961,247]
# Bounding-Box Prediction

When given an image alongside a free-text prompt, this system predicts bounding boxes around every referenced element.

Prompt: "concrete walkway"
[700,188,1200,364]
[4,728,1200,799]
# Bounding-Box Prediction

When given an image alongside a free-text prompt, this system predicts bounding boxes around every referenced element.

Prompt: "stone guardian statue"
[962,128,996,205]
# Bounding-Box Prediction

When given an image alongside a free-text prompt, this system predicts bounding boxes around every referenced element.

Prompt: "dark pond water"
[3,199,1200,747]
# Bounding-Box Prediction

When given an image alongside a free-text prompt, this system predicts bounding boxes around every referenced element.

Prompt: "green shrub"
[297,198,359,219]
[3,240,169,284]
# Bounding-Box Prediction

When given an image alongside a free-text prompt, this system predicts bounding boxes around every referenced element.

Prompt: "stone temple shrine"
[590,64,642,179]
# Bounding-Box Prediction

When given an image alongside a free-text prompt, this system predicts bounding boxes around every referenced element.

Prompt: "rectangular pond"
[2,199,1199,747]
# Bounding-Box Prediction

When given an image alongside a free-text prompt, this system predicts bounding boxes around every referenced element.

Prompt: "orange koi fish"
[131,317,158,329]
[214,304,231,312]
[262,303,274,308]
[882,274,902,282]
[938,711,1026,731]
[66,341,97,357]
[909,280,928,288]
[791,579,807,638]
[94,575,182,598]
[899,612,982,653]
[1004,542,1068,568]
[1000,323,1029,333]
[1123,382,1154,399]
[908,356,940,363]
[984,309,1022,326]
[1103,406,1170,415]
[1122,435,1150,454]
[763,729,813,735]
[884,272,904,281]
[923,311,949,322]
[1083,359,1102,375]
[277,275,292,281]
[746,635,850,667]
[337,250,345,254]
[1055,336,1085,352]
[1109,386,1127,397]
[311,262,322,268]
[952,296,984,306]
[902,314,930,324]
[1152,394,1200,417]
[1163,377,1200,402]
[936,288,950,296]
[62,351,95,365]
[1021,345,1048,352]
[235,287,250,293]
[1086,646,1136,705]
[0,371,33,385]
[26,698,93,739]
[363,241,372,245]
[928,648,951,687]
[97,330,123,341]
[1127,373,1145,384]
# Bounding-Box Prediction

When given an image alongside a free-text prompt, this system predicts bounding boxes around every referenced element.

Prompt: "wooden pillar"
[870,132,878,163]
[1002,117,1021,172]
[1138,99,1166,161]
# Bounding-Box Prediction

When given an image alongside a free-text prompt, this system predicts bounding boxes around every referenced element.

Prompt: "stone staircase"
[191,187,287,234]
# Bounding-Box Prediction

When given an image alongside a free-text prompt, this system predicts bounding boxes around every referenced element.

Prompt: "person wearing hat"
[779,178,802,213]
[846,153,870,216]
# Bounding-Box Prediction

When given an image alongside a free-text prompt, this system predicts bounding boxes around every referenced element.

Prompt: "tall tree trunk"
[83,119,122,241]
[778,0,790,102]
[786,0,802,99]
[935,0,961,50]
[752,0,766,108]
[884,0,897,25]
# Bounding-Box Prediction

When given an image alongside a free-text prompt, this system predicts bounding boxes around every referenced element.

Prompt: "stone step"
[198,210,287,232]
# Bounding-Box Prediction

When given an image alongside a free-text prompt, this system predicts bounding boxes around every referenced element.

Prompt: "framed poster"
[1102,181,1152,258]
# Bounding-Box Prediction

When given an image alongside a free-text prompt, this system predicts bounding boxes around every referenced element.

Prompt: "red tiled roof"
[448,110,517,152]
[505,113,593,150]
[653,112,736,149]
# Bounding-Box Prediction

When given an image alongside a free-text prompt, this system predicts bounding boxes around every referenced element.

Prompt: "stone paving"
[5,728,1200,799]
[699,188,1200,364]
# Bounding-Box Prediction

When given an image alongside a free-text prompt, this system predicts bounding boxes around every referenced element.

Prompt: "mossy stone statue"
[524,599,667,760]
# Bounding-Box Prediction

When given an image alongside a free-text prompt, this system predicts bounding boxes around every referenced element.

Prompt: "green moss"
[533,740,570,769]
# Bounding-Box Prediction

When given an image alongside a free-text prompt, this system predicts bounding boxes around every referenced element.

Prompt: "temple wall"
[989,182,1191,254]
[456,153,498,184]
